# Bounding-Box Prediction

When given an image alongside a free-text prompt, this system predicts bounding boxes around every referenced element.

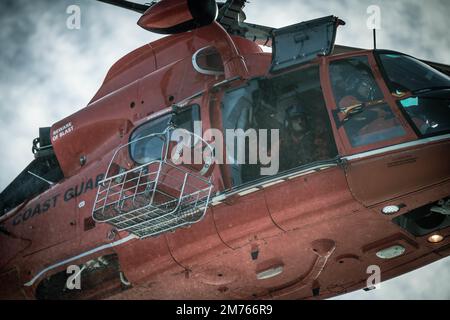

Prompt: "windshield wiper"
[412,86,450,95]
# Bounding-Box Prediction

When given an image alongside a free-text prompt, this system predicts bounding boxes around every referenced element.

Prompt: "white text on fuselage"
[52,122,74,142]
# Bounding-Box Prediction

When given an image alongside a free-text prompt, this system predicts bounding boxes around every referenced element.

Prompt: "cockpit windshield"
[378,53,450,94]
[378,53,450,137]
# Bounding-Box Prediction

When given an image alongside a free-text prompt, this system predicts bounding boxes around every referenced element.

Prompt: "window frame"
[321,51,417,156]
[219,63,340,189]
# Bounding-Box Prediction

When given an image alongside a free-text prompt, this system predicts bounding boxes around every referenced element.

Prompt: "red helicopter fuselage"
[1,1,450,300]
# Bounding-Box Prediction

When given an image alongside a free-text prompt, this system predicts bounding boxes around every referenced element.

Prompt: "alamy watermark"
[170,121,280,176]
[66,265,84,290]
[66,5,81,30]
[366,265,381,290]
[367,5,381,30]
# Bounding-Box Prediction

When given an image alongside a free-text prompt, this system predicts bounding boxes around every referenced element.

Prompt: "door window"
[222,65,338,187]
[329,56,406,148]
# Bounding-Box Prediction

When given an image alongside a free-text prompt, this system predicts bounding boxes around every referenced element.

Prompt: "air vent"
[192,46,224,76]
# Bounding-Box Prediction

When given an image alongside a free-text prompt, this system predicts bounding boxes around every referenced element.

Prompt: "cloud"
[0,0,448,300]
[332,257,450,300]
[246,0,450,64]
[0,0,159,188]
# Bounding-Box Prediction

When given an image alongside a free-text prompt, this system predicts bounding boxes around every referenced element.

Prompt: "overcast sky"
[0,0,448,299]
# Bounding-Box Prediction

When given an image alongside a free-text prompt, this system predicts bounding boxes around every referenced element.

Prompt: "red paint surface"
[0,2,449,300]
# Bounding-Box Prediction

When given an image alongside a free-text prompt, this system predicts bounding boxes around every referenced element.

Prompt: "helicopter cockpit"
[220,47,450,189]
[327,51,450,152]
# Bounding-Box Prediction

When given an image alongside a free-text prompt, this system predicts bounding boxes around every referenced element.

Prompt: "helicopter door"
[323,52,433,206]
[270,15,342,73]
[164,96,230,270]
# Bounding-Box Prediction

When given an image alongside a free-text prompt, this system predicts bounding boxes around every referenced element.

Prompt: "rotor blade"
[96,0,151,14]
[217,0,247,26]
[97,0,276,47]
[217,1,275,46]
[235,21,275,47]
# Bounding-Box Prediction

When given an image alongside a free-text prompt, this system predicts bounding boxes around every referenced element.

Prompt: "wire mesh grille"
[92,130,214,239]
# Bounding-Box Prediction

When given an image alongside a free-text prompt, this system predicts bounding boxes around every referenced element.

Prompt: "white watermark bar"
[170,121,280,176]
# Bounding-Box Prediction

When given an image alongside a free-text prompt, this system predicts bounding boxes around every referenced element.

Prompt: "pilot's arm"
[339,95,361,109]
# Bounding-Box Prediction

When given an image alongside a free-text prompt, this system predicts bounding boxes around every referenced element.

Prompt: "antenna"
[373,28,377,49]
[27,171,54,186]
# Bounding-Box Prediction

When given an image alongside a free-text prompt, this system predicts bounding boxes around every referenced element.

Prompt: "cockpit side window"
[330,56,384,105]
[129,114,171,164]
[329,56,406,148]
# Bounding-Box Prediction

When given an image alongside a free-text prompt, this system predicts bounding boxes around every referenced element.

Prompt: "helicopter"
[0,0,449,300]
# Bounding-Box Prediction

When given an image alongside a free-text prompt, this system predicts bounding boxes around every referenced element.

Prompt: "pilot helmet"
[346,72,376,100]
[285,105,308,132]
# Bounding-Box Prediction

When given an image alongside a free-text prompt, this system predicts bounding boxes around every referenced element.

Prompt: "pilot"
[279,104,316,171]
[339,71,379,109]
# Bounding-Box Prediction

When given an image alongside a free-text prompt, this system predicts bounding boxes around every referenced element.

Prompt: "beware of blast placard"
[52,122,74,142]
